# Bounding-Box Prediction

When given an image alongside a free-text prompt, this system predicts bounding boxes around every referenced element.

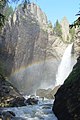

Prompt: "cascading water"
[56,43,76,85]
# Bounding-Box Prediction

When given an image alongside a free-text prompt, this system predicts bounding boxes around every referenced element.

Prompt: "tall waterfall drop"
[56,43,76,85]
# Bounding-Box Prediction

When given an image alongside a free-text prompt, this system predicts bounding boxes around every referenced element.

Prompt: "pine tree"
[54,20,62,38]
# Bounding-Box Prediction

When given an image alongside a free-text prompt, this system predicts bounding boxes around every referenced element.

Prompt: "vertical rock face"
[60,17,70,41]
[1,3,76,95]
[0,7,41,73]
[27,3,47,28]
[0,4,61,94]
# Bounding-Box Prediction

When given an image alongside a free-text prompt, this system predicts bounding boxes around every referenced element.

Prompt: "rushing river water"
[2,98,58,120]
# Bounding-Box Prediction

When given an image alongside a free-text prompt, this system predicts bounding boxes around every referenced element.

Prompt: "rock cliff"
[60,17,70,41]
[0,3,73,95]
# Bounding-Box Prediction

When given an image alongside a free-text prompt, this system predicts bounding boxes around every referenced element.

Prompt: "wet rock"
[10,97,26,107]
[0,111,26,120]
[0,111,15,120]
[26,97,38,105]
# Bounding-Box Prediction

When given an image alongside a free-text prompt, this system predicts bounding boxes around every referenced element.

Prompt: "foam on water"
[3,99,58,120]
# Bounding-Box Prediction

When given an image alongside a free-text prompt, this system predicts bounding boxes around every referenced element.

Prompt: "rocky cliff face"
[60,17,70,41]
[0,3,63,94]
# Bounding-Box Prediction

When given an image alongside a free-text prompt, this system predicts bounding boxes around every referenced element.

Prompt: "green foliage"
[4,5,13,20]
[54,20,62,38]
[0,0,6,28]
[0,0,7,9]
[69,27,75,42]
[48,21,53,28]
[0,0,31,28]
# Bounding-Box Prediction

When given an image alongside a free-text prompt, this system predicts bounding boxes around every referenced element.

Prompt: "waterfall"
[56,43,76,85]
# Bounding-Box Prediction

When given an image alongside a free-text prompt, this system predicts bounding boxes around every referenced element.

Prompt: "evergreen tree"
[3,5,13,20]
[48,21,53,28]
[0,0,30,28]
[0,0,6,28]
[54,20,62,38]
[69,5,80,28]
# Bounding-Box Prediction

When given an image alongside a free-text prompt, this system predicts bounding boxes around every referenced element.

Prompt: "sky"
[12,0,80,25]
[30,0,80,25]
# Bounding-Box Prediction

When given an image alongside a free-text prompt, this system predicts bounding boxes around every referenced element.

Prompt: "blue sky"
[12,0,80,25]
[30,0,80,25]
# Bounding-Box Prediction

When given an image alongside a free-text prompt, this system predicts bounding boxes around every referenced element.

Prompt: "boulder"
[0,111,26,120]
[9,97,26,107]
[0,74,26,107]
[26,97,38,105]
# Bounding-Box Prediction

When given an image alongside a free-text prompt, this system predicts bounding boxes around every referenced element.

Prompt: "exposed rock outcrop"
[1,3,74,95]
[0,74,26,107]
[36,85,60,99]
[0,3,62,94]
[26,97,38,105]
[36,88,53,99]
[53,56,80,120]
[60,17,70,41]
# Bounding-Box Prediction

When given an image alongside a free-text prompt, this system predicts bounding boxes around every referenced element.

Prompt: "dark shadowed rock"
[26,97,38,105]
[2,111,15,119]
[0,111,26,120]
[0,74,26,107]
[53,56,80,120]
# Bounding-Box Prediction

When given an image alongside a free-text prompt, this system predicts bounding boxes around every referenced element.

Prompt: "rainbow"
[11,58,58,76]
[11,60,46,76]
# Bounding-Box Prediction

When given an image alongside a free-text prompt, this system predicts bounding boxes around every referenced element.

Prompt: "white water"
[2,98,58,120]
[56,43,76,85]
